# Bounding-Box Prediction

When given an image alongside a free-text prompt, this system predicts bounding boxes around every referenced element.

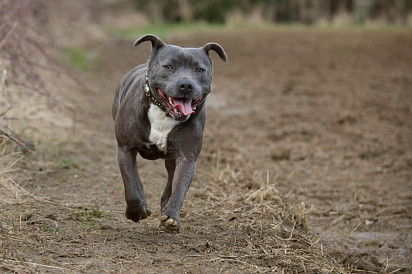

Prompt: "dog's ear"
[134,34,166,52]
[202,42,228,62]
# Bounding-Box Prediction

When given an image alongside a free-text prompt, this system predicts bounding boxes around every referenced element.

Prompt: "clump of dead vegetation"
[0,149,29,205]
[195,141,346,273]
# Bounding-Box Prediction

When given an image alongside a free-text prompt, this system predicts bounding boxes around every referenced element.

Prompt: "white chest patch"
[148,104,180,152]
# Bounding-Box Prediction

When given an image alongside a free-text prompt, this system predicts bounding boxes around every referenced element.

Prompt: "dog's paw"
[159,215,180,232]
[125,205,152,222]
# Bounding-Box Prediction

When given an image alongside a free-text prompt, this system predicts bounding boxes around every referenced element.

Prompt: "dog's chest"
[147,104,180,152]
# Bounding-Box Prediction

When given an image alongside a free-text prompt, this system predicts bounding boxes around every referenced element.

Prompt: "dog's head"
[135,34,227,121]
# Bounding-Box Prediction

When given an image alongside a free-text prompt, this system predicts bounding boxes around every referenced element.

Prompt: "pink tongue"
[173,98,194,116]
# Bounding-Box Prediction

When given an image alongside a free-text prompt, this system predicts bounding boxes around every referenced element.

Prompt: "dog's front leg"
[161,159,175,213]
[160,156,196,232]
[117,145,151,222]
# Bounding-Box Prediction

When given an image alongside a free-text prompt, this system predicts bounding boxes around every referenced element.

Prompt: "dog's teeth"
[168,97,173,104]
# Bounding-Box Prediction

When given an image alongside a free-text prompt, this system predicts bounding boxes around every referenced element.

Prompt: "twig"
[217,255,238,259]
[0,128,32,154]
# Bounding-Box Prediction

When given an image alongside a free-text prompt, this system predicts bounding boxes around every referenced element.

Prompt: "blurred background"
[1,0,411,273]
[1,0,411,140]
[132,0,412,24]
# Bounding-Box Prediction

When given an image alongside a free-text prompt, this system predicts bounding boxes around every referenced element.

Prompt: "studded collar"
[144,70,170,116]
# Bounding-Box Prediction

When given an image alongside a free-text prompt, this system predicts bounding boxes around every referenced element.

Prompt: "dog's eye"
[163,65,173,70]
[197,68,205,73]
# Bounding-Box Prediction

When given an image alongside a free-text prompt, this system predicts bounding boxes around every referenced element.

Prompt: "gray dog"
[112,34,227,232]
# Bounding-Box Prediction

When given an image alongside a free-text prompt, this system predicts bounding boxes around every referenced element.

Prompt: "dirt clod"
[270,145,291,161]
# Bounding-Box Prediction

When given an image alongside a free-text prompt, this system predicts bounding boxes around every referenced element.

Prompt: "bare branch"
[0,128,32,154]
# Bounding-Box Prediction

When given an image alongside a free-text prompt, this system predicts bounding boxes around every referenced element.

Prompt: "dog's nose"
[178,80,194,94]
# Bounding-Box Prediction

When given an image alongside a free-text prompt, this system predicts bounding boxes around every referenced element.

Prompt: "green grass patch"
[108,21,411,41]
[58,156,76,169]
[56,156,88,170]
[226,21,412,33]
[58,156,77,169]
[70,202,107,230]
[41,225,61,234]
[63,47,100,71]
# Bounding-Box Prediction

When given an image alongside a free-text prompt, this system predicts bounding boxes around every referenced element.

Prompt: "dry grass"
[191,144,347,273]
[0,142,49,207]
[0,150,28,205]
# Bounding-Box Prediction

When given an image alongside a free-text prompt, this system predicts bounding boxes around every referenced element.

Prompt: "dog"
[112,34,227,232]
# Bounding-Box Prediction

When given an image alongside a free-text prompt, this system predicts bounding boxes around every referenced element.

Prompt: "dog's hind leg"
[117,145,151,222]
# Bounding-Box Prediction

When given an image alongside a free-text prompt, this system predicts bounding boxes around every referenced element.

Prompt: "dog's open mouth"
[157,88,202,119]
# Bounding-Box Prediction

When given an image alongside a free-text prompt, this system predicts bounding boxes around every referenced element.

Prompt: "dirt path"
[1,29,411,273]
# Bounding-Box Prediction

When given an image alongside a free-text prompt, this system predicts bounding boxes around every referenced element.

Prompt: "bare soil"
[1,29,411,273]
